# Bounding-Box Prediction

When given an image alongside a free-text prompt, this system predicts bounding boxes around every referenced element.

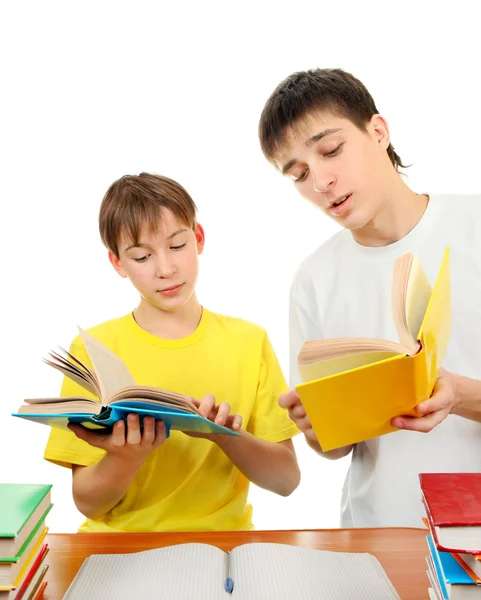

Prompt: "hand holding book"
[391,367,458,432]
[13,328,242,437]
[67,414,168,462]
[290,248,452,451]
[67,394,243,455]
[186,394,243,439]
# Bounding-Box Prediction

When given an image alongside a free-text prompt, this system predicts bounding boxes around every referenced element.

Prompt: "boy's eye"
[171,243,186,250]
[324,143,343,157]
[133,255,149,263]
[293,170,308,184]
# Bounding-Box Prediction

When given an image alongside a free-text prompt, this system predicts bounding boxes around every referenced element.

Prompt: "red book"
[420,473,481,554]
[15,544,49,600]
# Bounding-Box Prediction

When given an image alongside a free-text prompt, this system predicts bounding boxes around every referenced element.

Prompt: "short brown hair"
[259,68,406,171]
[99,173,197,256]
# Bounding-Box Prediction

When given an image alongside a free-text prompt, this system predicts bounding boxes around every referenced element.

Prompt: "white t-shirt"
[289,194,481,527]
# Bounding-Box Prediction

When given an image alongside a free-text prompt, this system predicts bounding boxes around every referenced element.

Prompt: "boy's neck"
[133,296,203,340]
[351,177,429,248]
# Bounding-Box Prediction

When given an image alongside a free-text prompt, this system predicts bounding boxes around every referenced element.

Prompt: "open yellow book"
[296,248,451,451]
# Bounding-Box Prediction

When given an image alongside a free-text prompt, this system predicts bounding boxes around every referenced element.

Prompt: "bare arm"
[72,454,144,519]
[306,436,354,460]
[215,434,300,496]
[278,389,354,460]
[392,370,481,432]
[189,394,300,496]
[450,373,481,422]
[69,415,167,519]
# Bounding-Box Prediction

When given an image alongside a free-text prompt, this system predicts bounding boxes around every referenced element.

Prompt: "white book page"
[232,543,400,600]
[405,256,432,341]
[63,543,225,600]
[79,328,136,401]
[43,358,98,396]
[428,586,440,600]
[437,524,481,551]
[299,351,400,382]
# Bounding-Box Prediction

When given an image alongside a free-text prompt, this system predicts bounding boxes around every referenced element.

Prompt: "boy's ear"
[108,251,128,278]
[194,223,205,255]
[369,114,390,151]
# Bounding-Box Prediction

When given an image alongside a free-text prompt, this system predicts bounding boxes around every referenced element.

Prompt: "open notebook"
[63,542,400,600]
[296,247,451,451]
[12,329,239,437]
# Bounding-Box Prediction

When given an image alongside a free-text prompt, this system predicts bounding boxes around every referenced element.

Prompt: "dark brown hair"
[99,172,197,256]
[259,68,406,171]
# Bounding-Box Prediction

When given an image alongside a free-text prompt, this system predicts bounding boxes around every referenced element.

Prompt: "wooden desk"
[44,528,429,599]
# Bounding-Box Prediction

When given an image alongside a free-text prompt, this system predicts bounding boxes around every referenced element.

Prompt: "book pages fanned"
[79,328,136,401]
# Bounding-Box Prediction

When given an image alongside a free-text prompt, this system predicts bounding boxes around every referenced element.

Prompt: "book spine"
[412,348,431,405]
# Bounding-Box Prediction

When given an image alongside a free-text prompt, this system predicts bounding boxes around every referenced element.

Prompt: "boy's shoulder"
[430,192,481,223]
[70,314,131,347]
[293,193,481,281]
[295,229,351,279]
[432,192,481,206]
[206,310,268,343]
[70,311,269,347]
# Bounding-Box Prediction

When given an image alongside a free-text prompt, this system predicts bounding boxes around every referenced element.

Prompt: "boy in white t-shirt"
[258,68,481,527]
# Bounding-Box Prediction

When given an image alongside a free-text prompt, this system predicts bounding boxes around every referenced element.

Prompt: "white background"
[1,1,479,533]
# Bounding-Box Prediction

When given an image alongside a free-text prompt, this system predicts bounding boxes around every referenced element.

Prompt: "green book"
[0,505,51,587]
[0,484,52,559]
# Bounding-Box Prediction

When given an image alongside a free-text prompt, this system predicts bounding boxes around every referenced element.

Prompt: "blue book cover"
[12,405,239,437]
[12,328,241,438]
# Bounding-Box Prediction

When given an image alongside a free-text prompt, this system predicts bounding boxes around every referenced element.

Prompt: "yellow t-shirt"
[44,309,298,532]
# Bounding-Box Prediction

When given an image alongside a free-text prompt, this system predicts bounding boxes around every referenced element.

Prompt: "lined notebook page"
[64,542,401,600]
[232,543,400,600]
[63,543,225,600]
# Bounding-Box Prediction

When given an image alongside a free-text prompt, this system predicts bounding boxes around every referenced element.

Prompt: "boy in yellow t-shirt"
[44,172,300,533]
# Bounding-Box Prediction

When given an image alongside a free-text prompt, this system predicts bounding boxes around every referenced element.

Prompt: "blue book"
[427,535,477,600]
[12,328,240,438]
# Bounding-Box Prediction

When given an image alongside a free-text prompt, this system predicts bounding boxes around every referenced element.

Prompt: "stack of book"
[0,484,52,600]
[420,473,481,599]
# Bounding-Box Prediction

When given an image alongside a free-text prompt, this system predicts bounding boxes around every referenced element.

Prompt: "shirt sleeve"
[246,332,300,442]
[289,268,324,387]
[43,336,106,469]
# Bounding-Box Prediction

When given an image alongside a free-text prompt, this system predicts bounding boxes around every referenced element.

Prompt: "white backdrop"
[1,0,480,533]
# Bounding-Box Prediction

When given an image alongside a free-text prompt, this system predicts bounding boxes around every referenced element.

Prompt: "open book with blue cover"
[12,328,239,437]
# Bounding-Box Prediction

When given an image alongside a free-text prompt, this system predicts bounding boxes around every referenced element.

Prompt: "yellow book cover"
[295,248,451,451]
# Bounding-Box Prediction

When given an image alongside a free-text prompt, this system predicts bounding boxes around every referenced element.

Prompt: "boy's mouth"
[158,283,184,296]
[331,194,351,208]
[328,194,352,216]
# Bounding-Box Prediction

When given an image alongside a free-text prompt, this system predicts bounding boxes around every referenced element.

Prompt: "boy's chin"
[335,209,372,232]
[155,294,195,313]
[155,301,185,313]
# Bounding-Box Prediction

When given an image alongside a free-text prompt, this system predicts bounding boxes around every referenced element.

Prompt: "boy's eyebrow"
[124,229,188,251]
[166,228,188,239]
[125,242,150,251]
[281,128,343,175]
[305,128,342,147]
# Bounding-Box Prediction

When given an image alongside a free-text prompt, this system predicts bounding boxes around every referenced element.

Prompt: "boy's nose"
[155,258,177,278]
[312,165,335,193]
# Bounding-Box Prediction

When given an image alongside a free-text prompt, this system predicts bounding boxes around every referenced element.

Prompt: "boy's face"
[273,110,394,232]
[110,209,204,314]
